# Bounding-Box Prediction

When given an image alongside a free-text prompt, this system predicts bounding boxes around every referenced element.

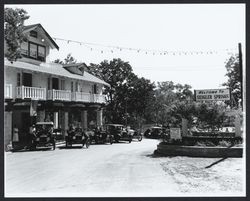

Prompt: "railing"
[71,92,91,102]
[94,94,106,103]
[71,92,106,103]
[48,89,71,101]
[16,86,46,100]
[5,84,13,99]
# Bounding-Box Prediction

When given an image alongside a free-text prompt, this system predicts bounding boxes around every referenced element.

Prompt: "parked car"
[144,126,163,139]
[126,127,142,141]
[29,122,56,150]
[105,124,133,143]
[91,127,114,144]
[66,126,90,148]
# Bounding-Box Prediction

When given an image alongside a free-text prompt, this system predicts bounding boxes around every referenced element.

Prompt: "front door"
[22,73,32,87]
[52,78,59,90]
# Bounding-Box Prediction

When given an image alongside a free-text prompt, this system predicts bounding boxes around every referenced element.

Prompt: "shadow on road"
[205,157,228,169]
[10,147,53,153]
[58,146,88,149]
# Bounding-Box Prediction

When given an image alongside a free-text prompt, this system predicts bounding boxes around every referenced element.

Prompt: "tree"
[223,54,241,108]
[54,53,77,64]
[87,58,134,123]
[149,81,194,127]
[4,8,30,62]
[194,102,226,131]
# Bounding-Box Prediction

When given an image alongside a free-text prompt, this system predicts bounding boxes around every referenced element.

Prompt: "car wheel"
[129,137,132,143]
[85,139,90,149]
[109,136,113,145]
[66,141,69,148]
[52,141,56,150]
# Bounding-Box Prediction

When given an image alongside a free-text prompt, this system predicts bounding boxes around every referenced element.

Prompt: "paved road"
[5,138,179,197]
[5,138,244,197]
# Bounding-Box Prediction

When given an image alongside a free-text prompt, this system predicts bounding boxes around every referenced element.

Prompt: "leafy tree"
[87,58,156,126]
[150,81,194,127]
[87,58,134,123]
[54,53,77,64]
[194,102,226,131]
[223,54,241,108]
[4,8,29,62]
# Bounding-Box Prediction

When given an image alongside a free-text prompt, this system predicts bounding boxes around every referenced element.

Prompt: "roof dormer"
[19,24,59,63]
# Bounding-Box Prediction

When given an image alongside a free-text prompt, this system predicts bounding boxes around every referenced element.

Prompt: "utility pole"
[238,43,243,109]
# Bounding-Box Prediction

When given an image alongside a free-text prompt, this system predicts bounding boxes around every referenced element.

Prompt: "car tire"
[85,139,90,149]
[109,136,113,145]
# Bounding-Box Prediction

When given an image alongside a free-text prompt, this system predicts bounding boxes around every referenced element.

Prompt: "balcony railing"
[16,86,46,100]
[48,89,71,101]
[71,92,92,102]
[93,94,106,103]
[5,84,13,99]
[71,92,106,103]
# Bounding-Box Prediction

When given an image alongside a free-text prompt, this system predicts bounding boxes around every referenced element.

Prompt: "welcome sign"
[194,88,230,101]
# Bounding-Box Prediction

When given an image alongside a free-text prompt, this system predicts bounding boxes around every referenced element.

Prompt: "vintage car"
[91,127,114,144]
[66,126,90,148]
[105,124,133,143]
[131,129,143,142]
[30,122,56,150]
[144,126,163,139]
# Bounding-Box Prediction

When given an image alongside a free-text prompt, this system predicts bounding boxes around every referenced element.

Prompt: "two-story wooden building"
[4,23,109,147]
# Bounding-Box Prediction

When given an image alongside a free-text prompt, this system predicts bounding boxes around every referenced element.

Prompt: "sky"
[6,4,245,90]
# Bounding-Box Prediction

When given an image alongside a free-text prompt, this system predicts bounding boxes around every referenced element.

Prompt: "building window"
[17,73,21,86]
[21,41,46,62]
[75,82,78,92]
[47,77,51,90]
[30,30,37,38]
[71,82,74,92]
[38,46,46,61]
[29,43,37,58]
[60,80,65,90]
[93,84,97,94]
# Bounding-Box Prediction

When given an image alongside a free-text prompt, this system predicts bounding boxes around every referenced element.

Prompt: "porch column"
[235,114,242,138]
[96,108,103,127]
[81,110,88,130]
[62,111,69,136]
[4,111,12,149]
[53,112,59,128]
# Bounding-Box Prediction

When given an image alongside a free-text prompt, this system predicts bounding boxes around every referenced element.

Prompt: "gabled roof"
[4,59,110,87]
[24,23,59,50]
[63,63,87,76]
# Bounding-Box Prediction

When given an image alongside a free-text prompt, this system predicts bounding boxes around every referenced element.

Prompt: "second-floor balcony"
[16,86,46,100]
[6,85,106,104]
[48,89,71,101]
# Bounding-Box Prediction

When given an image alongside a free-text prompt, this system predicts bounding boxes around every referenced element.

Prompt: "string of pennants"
[53,37,237,56]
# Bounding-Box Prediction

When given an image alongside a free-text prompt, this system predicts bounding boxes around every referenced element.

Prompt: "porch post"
[62,111,69,137]
[82,110,88,130]
[235,114,242,138]
[96,108,103,127]
[4,111,12,149]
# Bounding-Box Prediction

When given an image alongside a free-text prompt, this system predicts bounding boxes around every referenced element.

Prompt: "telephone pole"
[238,43,243,109]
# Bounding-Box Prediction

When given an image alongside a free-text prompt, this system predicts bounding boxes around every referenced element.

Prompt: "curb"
[157,144,243,158]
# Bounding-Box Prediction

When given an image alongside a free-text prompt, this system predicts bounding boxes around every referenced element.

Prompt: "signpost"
[194,88,230,102]
[170,128,181,140]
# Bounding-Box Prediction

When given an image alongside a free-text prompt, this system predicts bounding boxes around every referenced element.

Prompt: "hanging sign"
[194,88,230,101]
[170,128,181,140]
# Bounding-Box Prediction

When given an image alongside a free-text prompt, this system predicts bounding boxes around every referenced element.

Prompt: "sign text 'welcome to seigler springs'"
[194,88,230,101]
